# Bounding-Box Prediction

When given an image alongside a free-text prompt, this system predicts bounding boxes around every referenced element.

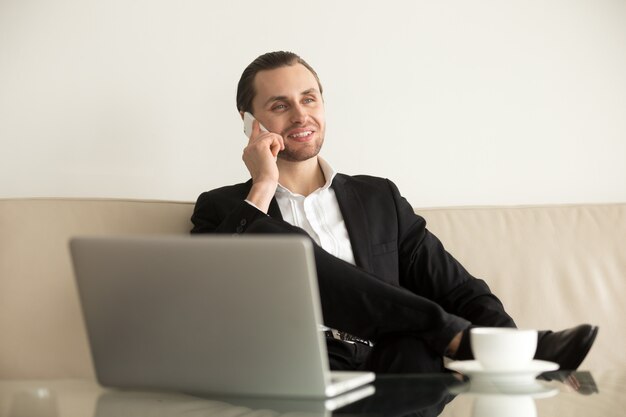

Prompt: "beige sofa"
[1,198,624,378]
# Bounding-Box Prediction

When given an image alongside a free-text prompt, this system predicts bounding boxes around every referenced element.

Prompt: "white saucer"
[446,360,559,384]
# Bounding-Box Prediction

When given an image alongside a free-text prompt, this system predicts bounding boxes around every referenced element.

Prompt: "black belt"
[324,329,372,346]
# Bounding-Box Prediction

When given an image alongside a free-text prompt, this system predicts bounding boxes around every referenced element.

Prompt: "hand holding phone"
[241,112,282,213]
[243,112,268,138]
[241,110,283,166]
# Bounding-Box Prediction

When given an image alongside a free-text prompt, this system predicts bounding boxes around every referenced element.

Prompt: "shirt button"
[240,219,247,226]
[236,225,244,233]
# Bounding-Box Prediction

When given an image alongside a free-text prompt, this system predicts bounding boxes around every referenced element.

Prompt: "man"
[191,51,597,373]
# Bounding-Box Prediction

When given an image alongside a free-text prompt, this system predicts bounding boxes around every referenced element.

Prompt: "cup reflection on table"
[472,394,536,417]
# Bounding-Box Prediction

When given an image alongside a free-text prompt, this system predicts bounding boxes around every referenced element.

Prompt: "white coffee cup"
[470,328,538,370]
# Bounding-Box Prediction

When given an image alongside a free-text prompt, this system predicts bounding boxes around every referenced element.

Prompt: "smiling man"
[241,61,327,214]
[190,51,597,373]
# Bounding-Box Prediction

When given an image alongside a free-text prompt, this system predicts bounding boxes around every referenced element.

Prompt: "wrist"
[246,181,277,213]
[446,331,463,358]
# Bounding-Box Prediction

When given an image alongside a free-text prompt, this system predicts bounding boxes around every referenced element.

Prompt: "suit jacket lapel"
[268,198,282,219]
[332,175,373,273]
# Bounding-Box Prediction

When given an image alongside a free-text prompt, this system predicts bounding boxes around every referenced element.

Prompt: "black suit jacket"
[191,174,515,333]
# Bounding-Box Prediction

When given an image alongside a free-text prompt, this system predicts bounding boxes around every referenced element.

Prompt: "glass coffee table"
[338,370,621,417]
[0,370,623,417]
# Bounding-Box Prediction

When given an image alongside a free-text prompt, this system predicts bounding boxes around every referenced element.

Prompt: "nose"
[290,103,308,125]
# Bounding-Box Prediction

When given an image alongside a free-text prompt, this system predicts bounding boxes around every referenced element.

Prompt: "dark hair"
[236,51,323,113]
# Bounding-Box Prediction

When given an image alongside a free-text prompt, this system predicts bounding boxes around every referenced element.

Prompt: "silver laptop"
[69,235,375,400]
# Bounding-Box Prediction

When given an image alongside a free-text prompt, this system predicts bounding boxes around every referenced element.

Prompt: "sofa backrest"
[1,199,623,377]
[0,199,193,379]
[419,204,625,373]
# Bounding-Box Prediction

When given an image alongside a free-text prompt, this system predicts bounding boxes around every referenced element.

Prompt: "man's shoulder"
[195,180,252,203]
[334,173,395,192]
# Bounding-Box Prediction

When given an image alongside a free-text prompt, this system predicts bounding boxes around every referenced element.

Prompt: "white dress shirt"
[275,157,356,265]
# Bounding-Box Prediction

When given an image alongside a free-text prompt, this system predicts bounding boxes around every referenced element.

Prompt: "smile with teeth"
[288,131,313,139]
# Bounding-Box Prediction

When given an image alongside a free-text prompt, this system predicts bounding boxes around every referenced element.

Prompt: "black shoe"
[535,324,599,370]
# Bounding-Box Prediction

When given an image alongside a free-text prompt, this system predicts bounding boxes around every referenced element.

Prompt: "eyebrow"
[264,88,320,106]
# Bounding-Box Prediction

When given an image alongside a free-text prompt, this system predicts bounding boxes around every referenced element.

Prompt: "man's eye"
[272,104,287,111]
[303,98,315,104]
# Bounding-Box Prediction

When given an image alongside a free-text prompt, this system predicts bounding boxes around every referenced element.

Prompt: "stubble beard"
[277,134,324,162]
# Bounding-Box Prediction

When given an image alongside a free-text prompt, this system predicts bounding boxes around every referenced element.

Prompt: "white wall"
[1,0,625,207]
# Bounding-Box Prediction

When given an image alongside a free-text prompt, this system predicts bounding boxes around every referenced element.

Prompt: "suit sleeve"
[190,190,269,234]
[388,179,516,328]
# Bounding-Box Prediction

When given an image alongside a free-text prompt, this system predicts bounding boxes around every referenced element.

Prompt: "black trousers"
[245,216,492,373]
[326,336,446,373]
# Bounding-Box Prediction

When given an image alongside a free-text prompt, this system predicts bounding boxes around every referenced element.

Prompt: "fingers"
[269,134,284,158]
[248,121,284,158]
[248,133,283,155]
[244,133,275,161]
[242,126,284,180]
[251,118,261,138]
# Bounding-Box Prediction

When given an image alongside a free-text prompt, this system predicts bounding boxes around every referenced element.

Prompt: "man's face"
[251,64,325,162]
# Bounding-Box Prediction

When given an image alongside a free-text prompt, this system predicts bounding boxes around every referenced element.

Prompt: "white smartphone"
[243,112,268,138]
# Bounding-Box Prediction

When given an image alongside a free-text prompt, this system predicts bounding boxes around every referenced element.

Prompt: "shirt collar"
[318,156,337,190]
[276,156,337,196]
